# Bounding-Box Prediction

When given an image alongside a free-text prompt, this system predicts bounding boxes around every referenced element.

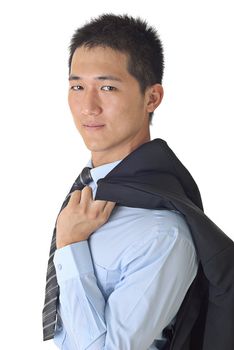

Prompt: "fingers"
[92,198,110,211]
[103,200,116,217]
[79,186,93,206]
[69,186,116,216]
[105,201,116,209]
[68,190,81,206]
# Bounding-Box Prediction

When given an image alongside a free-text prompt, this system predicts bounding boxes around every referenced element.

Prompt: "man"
[42,13,234,350]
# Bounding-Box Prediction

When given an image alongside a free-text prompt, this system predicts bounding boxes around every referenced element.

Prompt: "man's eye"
[70,85,83,91]
[101,86,116,91]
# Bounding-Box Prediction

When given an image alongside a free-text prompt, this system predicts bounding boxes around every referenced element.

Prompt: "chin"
[83,139,108,152]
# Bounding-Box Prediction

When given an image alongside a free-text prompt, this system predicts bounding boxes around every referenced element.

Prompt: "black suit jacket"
[81,138,234,350]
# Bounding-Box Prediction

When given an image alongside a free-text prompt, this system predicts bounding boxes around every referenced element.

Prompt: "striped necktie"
[42,167,93,341]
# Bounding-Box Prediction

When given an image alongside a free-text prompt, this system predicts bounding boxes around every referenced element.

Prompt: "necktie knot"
[79,167,93,188]
[73,167,93,191]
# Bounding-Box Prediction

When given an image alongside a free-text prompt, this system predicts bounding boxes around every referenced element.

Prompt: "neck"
[91,131,151,168]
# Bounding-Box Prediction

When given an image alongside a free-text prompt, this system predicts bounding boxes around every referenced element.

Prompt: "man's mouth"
[83,124,105,129]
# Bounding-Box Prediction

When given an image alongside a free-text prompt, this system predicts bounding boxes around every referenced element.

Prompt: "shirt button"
[57,264,62,270]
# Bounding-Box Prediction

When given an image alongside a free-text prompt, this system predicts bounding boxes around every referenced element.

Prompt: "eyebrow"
[68,74,123,82]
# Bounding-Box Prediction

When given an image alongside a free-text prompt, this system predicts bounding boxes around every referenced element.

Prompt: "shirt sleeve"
[54,240,106,350]
[53,231,198,350]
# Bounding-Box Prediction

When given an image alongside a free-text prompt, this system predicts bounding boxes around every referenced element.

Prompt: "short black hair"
[68,13,164,124]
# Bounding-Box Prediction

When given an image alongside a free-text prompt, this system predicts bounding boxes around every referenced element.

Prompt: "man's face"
[68,45,153,165]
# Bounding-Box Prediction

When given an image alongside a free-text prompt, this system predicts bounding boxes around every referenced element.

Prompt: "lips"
[84,124,105,127]
[83,123,105,130]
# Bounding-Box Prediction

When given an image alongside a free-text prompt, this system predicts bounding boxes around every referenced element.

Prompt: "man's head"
[68,14,164,166]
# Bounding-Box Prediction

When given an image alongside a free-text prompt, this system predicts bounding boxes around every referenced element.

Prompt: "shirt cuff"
[53,240,94,284]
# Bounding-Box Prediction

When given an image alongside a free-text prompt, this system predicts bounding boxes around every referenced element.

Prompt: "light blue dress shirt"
[53,159,198,350]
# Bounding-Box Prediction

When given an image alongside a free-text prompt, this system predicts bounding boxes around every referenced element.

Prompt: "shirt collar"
[86,158,123,186]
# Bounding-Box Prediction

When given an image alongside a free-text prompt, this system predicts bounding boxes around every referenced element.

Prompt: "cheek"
[68,93,78,113]
[102,96,121,113]
[68,95,82,128]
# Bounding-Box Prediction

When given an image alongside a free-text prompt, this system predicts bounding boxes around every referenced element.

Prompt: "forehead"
[70,45,130,77]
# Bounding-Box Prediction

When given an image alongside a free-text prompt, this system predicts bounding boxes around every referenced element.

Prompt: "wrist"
[56,238,87,249]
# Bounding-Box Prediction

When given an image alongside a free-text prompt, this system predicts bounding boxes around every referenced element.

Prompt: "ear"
[145,84,164,113]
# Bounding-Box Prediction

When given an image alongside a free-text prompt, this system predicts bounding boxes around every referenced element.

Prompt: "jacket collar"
[96,138,203,211]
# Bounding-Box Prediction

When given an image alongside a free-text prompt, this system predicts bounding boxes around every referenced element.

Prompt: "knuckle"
[88,209,99,220]
[78,207,86,216]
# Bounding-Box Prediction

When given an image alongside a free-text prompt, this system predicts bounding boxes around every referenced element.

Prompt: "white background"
[0,1,233,349]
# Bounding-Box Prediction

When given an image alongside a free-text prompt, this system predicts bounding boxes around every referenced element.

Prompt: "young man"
[42,14,234,350]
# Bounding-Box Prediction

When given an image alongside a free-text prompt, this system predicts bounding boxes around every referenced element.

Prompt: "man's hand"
[56,186,116,249]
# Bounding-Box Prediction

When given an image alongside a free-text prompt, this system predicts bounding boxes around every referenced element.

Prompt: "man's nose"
[81,90,102,116]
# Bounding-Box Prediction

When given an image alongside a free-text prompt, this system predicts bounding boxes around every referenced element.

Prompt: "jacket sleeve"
[53,231,198,350]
